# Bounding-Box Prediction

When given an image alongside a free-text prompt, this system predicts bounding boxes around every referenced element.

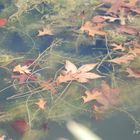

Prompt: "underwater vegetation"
[0,0,140,139]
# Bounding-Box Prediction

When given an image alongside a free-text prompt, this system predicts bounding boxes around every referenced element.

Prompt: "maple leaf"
[37,27,53,36]
[82,81,120,112]
[13,64,31,74]
[39,79,57,94]
[56,60,103,85]
[35,98,47,110]
[126,67,140,78]
[80,21,106,37]
[108,54,135,64]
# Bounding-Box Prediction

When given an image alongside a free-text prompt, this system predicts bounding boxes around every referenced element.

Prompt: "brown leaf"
[39,80,57,93]
[116,25,138,35]
[35,98,47,110]
[108,54,135,64]
[13,64,31,74]
[56,60,102,85]
[37,27,53,36]
[124,0,138,7]
[106,0,123,14]
[126,67,140,78]
[12,73,37,84]
[82,81,120,112]
[110,43,126,51]
[128,41,140,56]
[80,21,106,37]
[92,16,106,23]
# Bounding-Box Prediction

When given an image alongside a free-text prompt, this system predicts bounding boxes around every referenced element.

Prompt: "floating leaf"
[56,60,102,85]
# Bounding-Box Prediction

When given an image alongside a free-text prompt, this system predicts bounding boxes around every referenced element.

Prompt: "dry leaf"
[12,73,37,84]
[110,43,126,51]
[82,81,120,112]
[125,0,138,7]
[116,25,138,35]
[35,98,47,110]
[128,41,140,56]
[92,16,106,23]
[80,21,106,37]
[108,54,135,64]
[37,27,53,36]
[56,60,102,85]
[106,0,123,14]
[126,67,140,78]
[13,64,31,74]
[39,80,56,93]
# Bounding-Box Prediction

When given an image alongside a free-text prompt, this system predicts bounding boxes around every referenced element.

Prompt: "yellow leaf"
[13,64,31,74]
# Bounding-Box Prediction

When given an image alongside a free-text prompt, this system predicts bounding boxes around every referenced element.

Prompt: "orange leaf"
[82,81,120,112]
[13,64,31,74]
[39,80,57,94]
[117,25,138,35]
[110,43,126,51]
[35,98,47,110]
[108,54,135,64]
[126,67,140,78]
[80,21,106,37]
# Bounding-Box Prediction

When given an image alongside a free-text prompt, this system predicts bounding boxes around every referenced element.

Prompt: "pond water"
[0,0,140,140]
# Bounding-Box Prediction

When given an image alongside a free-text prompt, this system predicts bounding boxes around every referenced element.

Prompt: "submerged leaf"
[82,81,120,112]
[37,27,53,36]
[126,67,140,78]
[13,64,31,74]
[108,54,135,64]
[80,21,106,37]
[35,98,47,110]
